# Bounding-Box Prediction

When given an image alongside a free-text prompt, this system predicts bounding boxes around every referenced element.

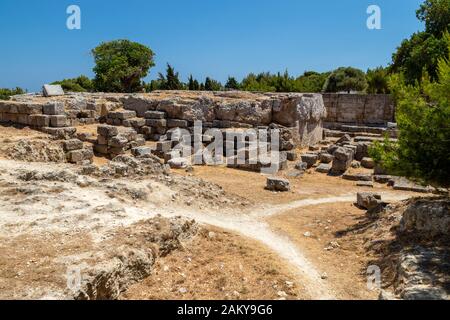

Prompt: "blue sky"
[0,0,424,91]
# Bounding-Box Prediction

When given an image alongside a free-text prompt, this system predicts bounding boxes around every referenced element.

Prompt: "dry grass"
[121,226,308,300]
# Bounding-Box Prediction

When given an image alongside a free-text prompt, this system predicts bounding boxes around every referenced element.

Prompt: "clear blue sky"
[0,0,424,92]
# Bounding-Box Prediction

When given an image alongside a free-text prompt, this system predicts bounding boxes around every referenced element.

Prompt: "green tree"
[322,67,368,93]
[370,34,450,187]
[295,71,330,92]
[188,75,200,90]
[0,87,26,100]
[158,64,183,90]
[366,67,390,94]
[391,0,450,84]
[144,79,163,92]
[92,39,155,93]
[204,77,222,91]
[225,76,240,90]
[417,0,450,37]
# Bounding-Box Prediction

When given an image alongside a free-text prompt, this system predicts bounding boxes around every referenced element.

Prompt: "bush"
[370,34,450,187]
[322,67,368,93]
[92,39,155,93]
[52,75,93,92]
[0,87,26,100]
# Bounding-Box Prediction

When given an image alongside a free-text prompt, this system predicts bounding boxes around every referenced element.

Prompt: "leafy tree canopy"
[391,0,450,84]
[370,34,450,187]
[366,67,390,94]
[92,39,155,93]
[322,67,368,93]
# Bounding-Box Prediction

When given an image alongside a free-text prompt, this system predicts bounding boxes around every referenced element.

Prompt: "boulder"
[266,177,290,192]
[63,139,84,151]
[361,157,375,169]
[131,147,153,157]
[168,157,189,169]
[295,161,308,171]
[400,199,450,237]
[356,192,382,210]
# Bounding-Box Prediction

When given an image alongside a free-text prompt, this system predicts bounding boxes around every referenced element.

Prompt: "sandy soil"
[0,125,432,300]
[122,226,307,300]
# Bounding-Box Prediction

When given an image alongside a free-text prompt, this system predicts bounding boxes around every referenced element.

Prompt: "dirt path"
[146,192,412,300]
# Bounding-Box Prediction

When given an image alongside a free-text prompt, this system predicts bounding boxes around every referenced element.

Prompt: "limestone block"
[43,102,65,115]
[50,115,67,127]
[63,139,84,151]
[43,84,64,97]
[29,115,50,127]
[97,125,119,137]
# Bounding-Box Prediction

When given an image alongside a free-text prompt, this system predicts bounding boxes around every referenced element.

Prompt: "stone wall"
[120,91,327,147]
[322,94,394,125]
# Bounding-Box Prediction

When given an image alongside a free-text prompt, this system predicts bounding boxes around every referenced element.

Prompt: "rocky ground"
[0,125,448,300]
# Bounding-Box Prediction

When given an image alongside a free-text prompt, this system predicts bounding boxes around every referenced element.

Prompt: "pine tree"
[225,77,240,90]
[188,75,195,90]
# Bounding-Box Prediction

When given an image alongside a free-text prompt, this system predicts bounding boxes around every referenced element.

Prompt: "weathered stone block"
[295,161,308,171]
[156,141,172,152]
[43,102,65,115]
[301,154,319,168]
[266,177,290,192]
[50,115,67,127]
[67,150,83,163]
[108,135,129,148]
[29,115,50,127]
[320,153,334,164]
[168,157,189,169]
[146,119,167,127]
[167,119,189,128]
[97,125,119,137]
[18,104,43,115]
[316,163,331,173]
[97,135,108,145]
[164,150,181,163]
[63,139,84,151]
[43,84,64,97]
[144,111,166,119]
[94,144,108,154]
[356,192,382,210]
[343,173,372,181]
[17,114,29,125]
[109,110,136,120]
[331,147,353,174]
[286,151,297,161]
[131,147,153,157]
[41,127,76,139]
